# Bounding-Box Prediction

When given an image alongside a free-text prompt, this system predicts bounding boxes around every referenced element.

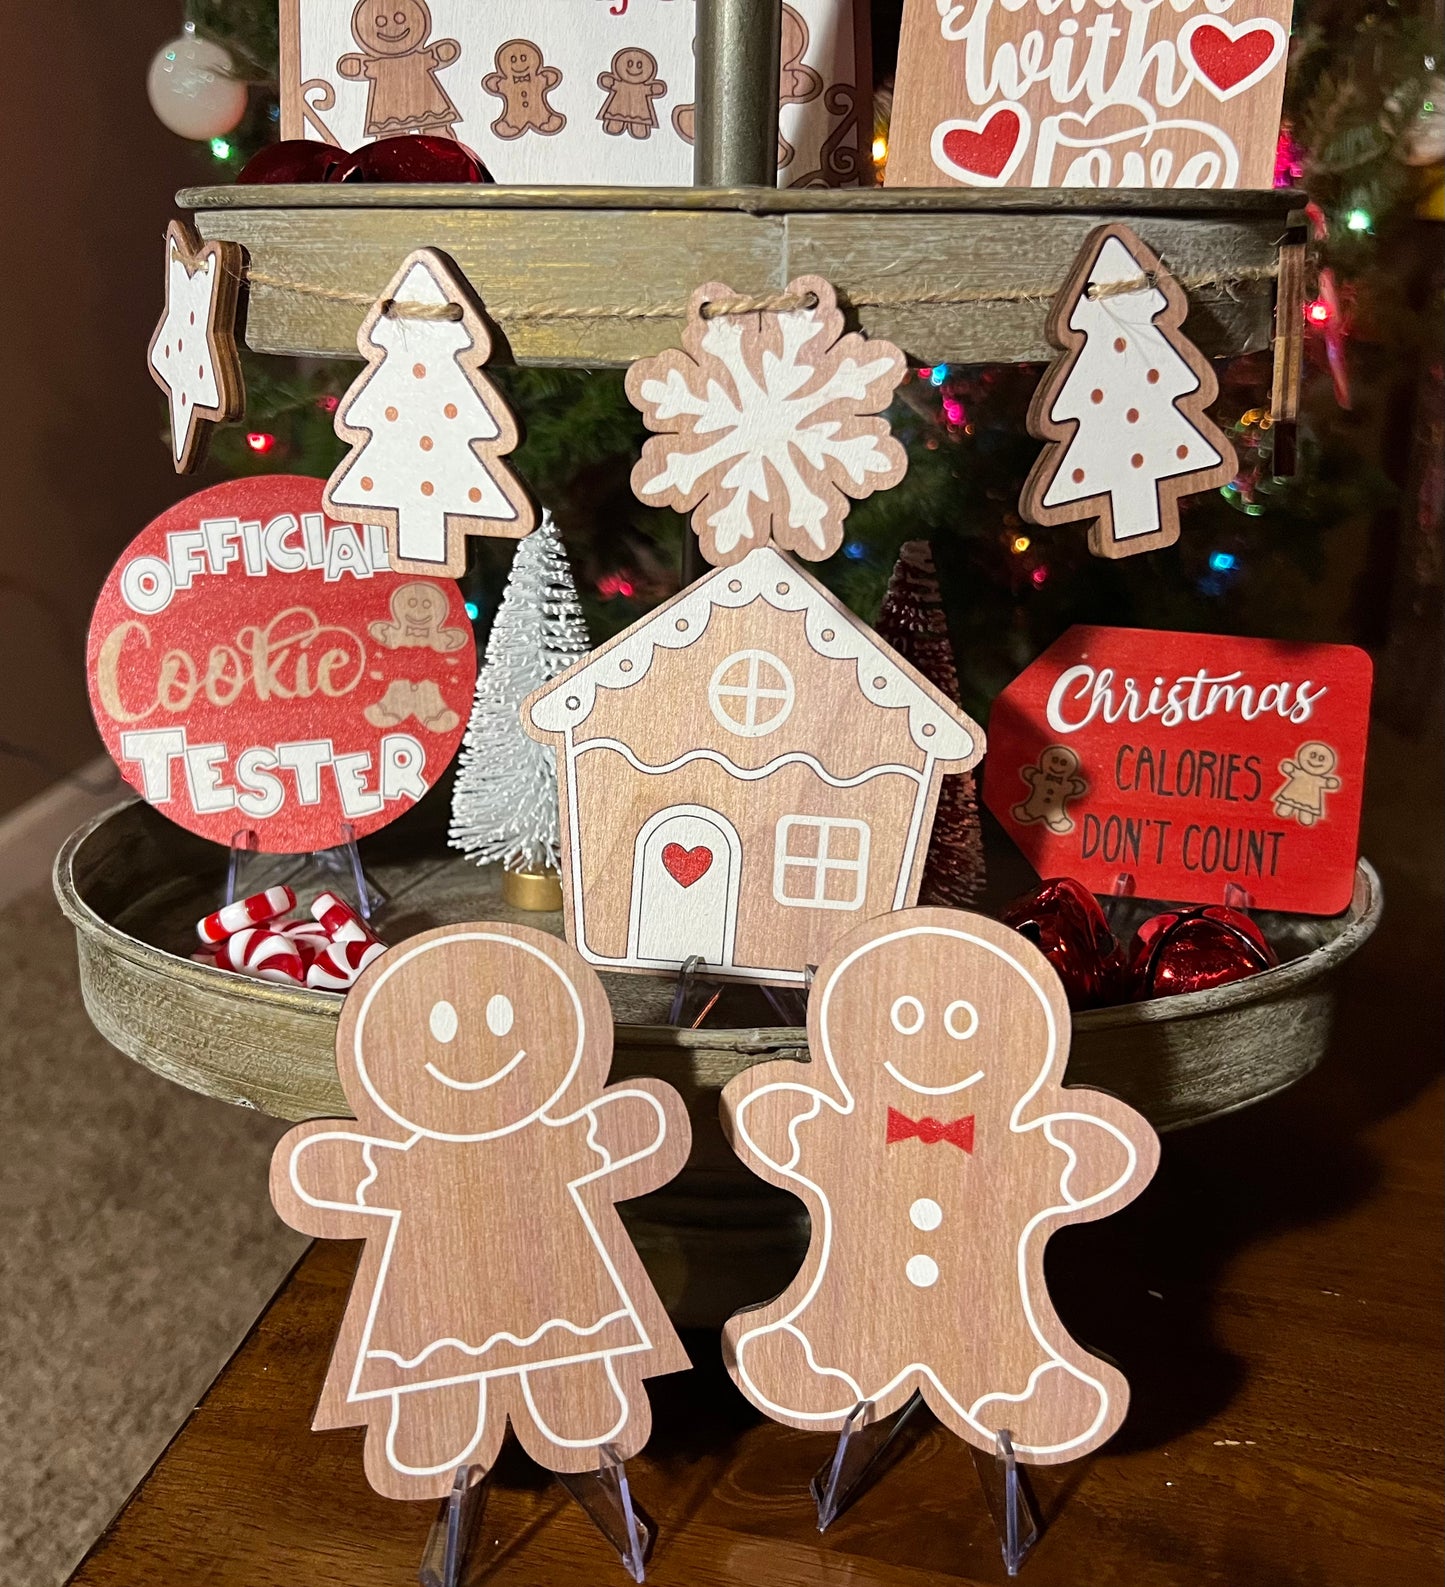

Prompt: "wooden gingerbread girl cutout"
[148,220,245,474]
[270,922,692,1500]
[1273,740,1341,826]
[336,0,462,141]
[324,247,535,578]
[626,275,908,567]
[598,48,667,139]
[482,40,566,139]
[721,908,1159,1462]
[1021,224,1238,560]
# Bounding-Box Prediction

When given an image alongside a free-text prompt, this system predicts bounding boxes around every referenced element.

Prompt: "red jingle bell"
[329,135,491,184]
[1000,876,1130,1010]
[237,140,350,184]
[1131,906,1280,1001]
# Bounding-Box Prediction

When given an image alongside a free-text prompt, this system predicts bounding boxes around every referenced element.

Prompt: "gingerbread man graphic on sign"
[369,582,470,653]
[1013,745,1088,835]
[270,923,691,1500]
[482,40,566,140]
[1274,741,1342,827]
[721,909,1158,1463]
[598,48,667,139]
[337,0,462,140]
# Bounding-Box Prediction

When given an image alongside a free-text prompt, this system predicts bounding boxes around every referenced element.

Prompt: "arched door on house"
[627,805,741,971]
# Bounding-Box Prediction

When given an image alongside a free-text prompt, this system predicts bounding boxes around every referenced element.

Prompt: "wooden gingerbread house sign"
[525,546,984,986]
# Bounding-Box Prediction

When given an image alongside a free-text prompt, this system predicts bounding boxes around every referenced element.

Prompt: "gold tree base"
[502,866,564,912]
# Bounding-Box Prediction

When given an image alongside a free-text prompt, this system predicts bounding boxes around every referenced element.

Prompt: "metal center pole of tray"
[694,0,783,189]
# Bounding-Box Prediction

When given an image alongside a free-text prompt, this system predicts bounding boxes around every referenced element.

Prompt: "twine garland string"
[235,261,1279,324]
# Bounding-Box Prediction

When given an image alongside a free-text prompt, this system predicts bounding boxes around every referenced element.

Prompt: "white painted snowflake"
[625,276,908,567]
[147,220,244,473]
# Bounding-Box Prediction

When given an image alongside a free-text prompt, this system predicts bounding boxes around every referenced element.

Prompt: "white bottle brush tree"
[449,515,591,873]
[1022,227,1236,560]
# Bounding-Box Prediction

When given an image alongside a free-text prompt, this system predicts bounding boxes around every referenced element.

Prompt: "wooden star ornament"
[148,220,245,474]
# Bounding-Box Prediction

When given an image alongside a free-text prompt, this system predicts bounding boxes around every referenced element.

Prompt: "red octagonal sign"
[983,625,1373,915]
[88,476,477,853]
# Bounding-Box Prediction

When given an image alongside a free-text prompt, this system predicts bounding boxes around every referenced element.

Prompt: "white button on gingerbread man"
[721,908,1159,1464]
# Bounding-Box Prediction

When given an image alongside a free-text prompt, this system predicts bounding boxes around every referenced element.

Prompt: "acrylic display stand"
[419,1448,653,1587]
[225,824,387,920]
[810,1399,1041,1576]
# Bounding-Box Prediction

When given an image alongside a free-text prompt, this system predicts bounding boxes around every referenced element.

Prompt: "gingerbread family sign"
[270,923,691,1499]
[721,908,1159,1459]
[88,476,476,853]
[280,0,871,187]
[886,0,1293,189]
[983,626,1373,915]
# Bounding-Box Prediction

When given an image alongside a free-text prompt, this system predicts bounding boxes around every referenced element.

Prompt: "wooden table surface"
[69,996,1442,1587]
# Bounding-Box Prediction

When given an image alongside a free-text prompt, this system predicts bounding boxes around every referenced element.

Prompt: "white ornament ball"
[147,31,248,141]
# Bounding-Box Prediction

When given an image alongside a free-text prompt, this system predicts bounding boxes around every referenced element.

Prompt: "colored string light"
[1208,551,1237,572]
[245,432,276,454]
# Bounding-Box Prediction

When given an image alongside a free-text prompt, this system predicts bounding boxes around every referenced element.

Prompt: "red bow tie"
[886,1106,975,1152]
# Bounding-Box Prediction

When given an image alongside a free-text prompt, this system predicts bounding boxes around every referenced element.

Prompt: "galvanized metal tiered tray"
[180,183,1302,370]
[56,800,1380,1325]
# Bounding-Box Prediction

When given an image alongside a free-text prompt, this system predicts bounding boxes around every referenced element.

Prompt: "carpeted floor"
[0,884,305,1587]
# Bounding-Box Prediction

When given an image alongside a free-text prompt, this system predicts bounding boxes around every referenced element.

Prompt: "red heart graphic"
[940,110,1021,180]
[661,843,713,888]
[1186,24,1276,92]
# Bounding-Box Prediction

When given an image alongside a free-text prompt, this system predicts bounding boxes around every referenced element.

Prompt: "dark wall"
[0,1,200,816]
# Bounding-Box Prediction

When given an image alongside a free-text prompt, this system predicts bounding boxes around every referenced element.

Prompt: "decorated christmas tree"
[449,516,591,875]
[874,540,986,907]
[325,254,529,571]
[1023,231,1233,558]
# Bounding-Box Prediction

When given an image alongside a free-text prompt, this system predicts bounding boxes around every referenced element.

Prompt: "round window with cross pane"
[708,649,795,738]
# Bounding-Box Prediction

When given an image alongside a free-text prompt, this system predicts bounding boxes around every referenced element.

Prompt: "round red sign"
[88,476,477,853]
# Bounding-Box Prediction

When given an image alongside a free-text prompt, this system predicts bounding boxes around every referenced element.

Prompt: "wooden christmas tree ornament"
[625,276,909,568]
[1020,224,1238,560]
[524,547,984,986]
[721,907,1160,1461]
[148,219,245,474]
[269,922,692,1500]
[324,247,536,578]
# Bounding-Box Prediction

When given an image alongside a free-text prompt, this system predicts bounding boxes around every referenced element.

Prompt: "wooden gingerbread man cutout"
[148,219,245,474]
[721,908,1159,1463]
[597,48,667,139]
[482,39,566,139]
[270,922,691,1500]
[1021,224,1238,560]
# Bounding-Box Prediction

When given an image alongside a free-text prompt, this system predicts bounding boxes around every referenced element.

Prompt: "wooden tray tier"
[56,801,1379,1325]
[180,183,1303,369]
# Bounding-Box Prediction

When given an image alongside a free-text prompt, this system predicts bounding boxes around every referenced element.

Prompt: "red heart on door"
[662,843,713,888]
[1182,21,1282,96]
[940,109,1022,181]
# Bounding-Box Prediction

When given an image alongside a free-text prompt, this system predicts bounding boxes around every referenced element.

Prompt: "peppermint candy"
[220,927,307,985]
[306,935,386,991]
[196,885,297,944]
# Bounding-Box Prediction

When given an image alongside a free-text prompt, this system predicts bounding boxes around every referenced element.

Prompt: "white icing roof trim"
[530,546,977,761]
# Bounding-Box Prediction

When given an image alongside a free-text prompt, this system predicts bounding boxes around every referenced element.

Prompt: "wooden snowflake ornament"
[1021,225,1239,560]
[626,276,909,567]
[324,248,536,578]
[148,220,245,474]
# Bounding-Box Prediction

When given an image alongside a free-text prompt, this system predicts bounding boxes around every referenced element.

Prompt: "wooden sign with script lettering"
[982,626,1373,915]
[885,0,1293,190]
[87,476,476,853]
